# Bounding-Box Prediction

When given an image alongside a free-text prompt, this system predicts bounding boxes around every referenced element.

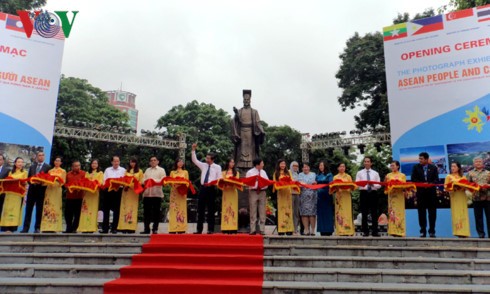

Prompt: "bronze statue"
[231,90,265,169]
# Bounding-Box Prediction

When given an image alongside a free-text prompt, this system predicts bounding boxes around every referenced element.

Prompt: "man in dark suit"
[411,152,439,238]
[21,151,51,233]
[0,154,11,223]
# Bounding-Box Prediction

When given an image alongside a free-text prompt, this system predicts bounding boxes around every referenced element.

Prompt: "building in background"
[105,90,139,132]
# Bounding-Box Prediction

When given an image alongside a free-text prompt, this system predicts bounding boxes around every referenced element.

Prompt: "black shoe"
[152,230,158,234]
[420,233,426,238]
[479,234,485,238]
[34,229,40,234]
[20,229,28,233]
[193,232,202,234]
[429,233,436,238]
[110,230,117,234]
[249,232,256,235]
[362,232,369,237]
[140,231,150,234]
[372,233,380,237]
[207,231,214,234]
[99,230,109,234]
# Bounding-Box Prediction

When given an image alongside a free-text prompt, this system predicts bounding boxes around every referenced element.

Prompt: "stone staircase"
[1,234,490,293]
[263,236,490,293]
[0,234,149,294]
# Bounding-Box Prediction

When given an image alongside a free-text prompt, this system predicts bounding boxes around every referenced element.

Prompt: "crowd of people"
[0,149,488,238]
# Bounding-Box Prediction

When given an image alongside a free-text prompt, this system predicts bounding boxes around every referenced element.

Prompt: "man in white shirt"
[355,157,381,237]
[246,158,269,235]
[142,156,166,234]
[101,155,126,234]
[191,143,222,234]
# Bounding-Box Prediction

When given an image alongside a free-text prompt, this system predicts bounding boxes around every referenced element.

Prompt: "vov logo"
[16,10,78,39]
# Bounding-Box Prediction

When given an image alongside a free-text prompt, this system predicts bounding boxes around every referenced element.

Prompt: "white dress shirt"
[191,151,222,185]
[355,168,381,191]
[103,166,127,181]
[143,166,166,197]
[246,167,269,190]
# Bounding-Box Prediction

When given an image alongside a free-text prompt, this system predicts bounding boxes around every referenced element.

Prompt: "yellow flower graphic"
[463,105,486,133]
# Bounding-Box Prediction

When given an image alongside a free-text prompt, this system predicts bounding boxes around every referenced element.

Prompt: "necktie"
[423,165,428,182]
[36,163,42,174]
[367,170,371,191]
[203,165,210,184]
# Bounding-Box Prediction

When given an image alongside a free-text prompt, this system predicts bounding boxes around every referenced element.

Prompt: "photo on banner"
[447,141,490,172]
[0,142,44,170]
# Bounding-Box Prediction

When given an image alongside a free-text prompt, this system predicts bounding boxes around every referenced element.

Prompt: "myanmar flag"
[408,15,444,36]
[383,23,407,41]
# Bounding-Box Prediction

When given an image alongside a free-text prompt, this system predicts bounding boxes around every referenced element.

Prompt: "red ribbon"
[0,177,28,196]
[103,176,144,194]
[65,177,100,194]
[145,177,196,195]
[29,172,64,185]
[445,178,480,192]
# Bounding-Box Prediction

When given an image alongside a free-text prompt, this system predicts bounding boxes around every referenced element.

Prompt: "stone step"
[262,281,490,293]
[0,242,143,254]
[0,277,106,294]
[264,255,490,270]
[0,233,150,244]
[265,236,490,248]
[0,264,121,279]
[0,253,133,265]
[265,244,490,259]
[264,267,490,285]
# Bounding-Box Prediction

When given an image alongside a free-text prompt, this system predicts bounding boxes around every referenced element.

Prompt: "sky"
[45,0,449,136]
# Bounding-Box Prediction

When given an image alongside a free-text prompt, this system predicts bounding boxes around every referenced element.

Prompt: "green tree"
[441,0,490,12]
[156,100,234,183]
[0,0,46,15]
[52,76,129,169]
[260,124,302,176]
[335,10,435,131]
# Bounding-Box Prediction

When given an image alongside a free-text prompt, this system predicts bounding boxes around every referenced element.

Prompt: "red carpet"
[104,234,264,294]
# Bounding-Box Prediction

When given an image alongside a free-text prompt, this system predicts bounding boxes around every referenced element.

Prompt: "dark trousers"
[360,190,379,234]
[23,184,47,231]
[197,186,216,233]
[65,198,83,233]
[474,201,490,237]
[417,188,437,234]
[0,193,4,223]
[102,189,122,232]
[143,197,162,232]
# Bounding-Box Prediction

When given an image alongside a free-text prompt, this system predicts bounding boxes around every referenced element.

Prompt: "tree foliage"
[51,76,129,169]
[441,0,490,12]
[260,124,302,176]
[0,0,46,15]
[156,100,234,183]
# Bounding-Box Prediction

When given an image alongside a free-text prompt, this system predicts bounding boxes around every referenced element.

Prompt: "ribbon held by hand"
[103,176,144,194]
[0,177,28,197]
[29,172,64,186]
[65,177,100,194]
[161,176,196,195]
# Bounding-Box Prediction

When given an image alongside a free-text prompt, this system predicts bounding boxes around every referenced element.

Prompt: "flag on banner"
[0,12,7,21]
[408,15,444,36]
[383,23,407,41]
[476,4,490,22]
[445,8,474,21]
[6,15,25,32]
